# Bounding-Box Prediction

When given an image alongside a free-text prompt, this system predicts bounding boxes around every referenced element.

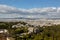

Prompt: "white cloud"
[0,4,60,19]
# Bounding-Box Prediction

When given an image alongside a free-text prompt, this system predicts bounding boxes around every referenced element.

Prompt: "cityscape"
[0,0,60,40]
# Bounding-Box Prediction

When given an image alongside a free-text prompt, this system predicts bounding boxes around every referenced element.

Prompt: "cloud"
[0,4,60,19]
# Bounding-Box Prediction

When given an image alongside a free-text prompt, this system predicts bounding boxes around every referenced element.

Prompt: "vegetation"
[0,21,60,40]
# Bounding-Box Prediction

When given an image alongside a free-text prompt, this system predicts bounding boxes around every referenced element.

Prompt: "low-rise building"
[0,29,15,40]
[12,23,24,28]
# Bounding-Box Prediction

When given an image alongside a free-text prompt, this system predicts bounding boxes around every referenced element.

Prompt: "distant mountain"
[47,18,60,20]
[0,17,40,20]
[0,17,60,20]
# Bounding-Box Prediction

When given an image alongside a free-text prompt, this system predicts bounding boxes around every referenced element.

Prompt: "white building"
[28,27,34,34]
[0,29,15,40]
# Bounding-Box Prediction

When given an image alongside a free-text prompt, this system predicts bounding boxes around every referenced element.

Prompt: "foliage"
[0,22,60,40]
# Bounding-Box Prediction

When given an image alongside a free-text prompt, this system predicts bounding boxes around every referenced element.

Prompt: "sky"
[0,0,60,8]
[0,0,60,19]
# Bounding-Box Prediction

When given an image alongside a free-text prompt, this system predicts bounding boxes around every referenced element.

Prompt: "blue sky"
[0,0,60,19]
[0,0,60,8]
